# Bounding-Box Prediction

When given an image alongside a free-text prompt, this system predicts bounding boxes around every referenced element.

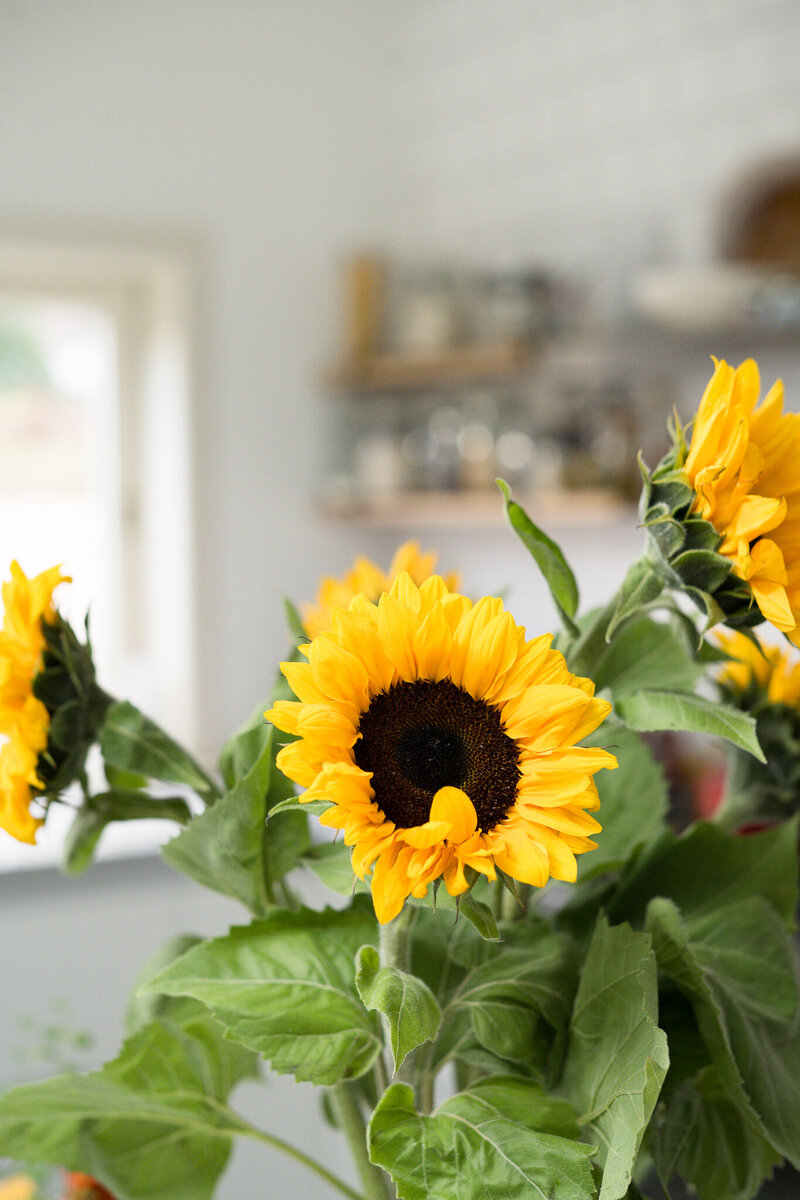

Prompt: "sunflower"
[301,541,459,638]
[683,358,800,643]
[716,629,800,708]
[267,573,616,924]
[0,561,70,842]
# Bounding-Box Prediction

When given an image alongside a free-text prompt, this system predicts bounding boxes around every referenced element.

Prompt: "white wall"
[382,0,800,276]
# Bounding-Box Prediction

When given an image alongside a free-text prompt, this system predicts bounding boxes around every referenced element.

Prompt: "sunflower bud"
[641,358,800,638]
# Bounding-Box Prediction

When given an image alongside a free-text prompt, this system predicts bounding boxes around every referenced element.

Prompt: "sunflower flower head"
[0,561,99,844]
[716,629,800,825]
[267,573,616,924]
[301,541,459,639]
[717,629,800,710]
[643,358,800,640]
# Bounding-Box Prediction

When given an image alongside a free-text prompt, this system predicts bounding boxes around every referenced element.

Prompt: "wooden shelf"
[319,487,634,529]
[324,341,536,394]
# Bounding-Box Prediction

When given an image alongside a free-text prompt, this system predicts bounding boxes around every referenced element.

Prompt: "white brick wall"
[383,0,800,284]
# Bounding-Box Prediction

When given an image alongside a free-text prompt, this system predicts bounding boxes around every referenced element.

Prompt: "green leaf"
[652,1065,781,1200]
[606,558,665,641]
[442,929,578,1073]
[592,618,702,698]
[303,841,368,896]
[578,725,668,880]
[269,794,331,819]
[125,934,206,1034]
[100,700,218,800]
[497,478,580,634]
[355,945,441,1071]
[143,904,382,1086]
[614,689,765,760]
[560,916,669,1200]
[63,790,191,874]
[0,1015,256,1200]
[163,707,309,914]
[368,1077,596,1200]
[646,895,800,1169]
[609,818,799,927]
[283,596,307,642]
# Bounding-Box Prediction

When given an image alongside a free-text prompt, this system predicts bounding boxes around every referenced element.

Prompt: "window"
[0,235,197,869]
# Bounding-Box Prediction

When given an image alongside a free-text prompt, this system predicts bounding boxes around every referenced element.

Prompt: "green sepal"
[497,478,580,634]
[670,548,734,593]
[606,559,664,641]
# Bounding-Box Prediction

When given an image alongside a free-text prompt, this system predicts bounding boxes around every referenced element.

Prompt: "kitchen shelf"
[324,341,536,394]
[319,486,634,529]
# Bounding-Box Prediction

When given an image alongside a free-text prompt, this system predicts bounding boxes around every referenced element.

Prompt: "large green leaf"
[592,617,702,698]
[646,895,800,1168]
[614,690,764,760]
[0,1015,256,1200]
[100,700,219,799]
[64,790,191,875]
[652,1066,781,1200]
[578,725,668,880]
[560,917,669,1200]
[609,819,799,927]
[448,935,576,1077]
[368,1077,596,1200]
[355,945,441,1072]
[497,478,580,634]
[143,904,382,1086]
[162,705,308,913]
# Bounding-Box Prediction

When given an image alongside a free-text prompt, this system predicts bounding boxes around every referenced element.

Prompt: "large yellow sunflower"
[0,561,70,843]
[267,573,616,924]
[301,541,458,639]
[684,358,800,643]
[717,629,800,708]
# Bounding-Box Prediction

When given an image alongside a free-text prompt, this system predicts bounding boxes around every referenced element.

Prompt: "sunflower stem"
[330,1082,393,1200]
[378,907,416,974]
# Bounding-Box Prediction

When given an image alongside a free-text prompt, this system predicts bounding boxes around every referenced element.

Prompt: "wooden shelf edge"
[318,487,635,529]
[324,341,537,393]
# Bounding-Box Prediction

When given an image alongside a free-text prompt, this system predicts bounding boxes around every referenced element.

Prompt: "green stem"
[239,1114,368,1200]
[330,1082,393,1200]
[378,907,415,974]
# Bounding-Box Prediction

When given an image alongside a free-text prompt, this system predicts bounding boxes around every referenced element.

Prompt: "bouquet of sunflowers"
[1,357,799,1200]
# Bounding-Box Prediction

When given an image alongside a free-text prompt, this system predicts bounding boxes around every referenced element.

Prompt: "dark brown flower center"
[354,679,521,832]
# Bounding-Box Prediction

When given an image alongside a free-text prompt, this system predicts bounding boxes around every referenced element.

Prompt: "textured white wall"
[382,0,800,275]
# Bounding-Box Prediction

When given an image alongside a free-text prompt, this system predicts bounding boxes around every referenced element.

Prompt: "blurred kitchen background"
[1,2,799,1195]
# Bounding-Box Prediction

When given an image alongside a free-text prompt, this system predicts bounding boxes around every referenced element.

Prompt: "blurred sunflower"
[0,561,70,843]
[683,358,800,642]
[267,573,616,923]
[717,629,800,707]
[301,540,458,638]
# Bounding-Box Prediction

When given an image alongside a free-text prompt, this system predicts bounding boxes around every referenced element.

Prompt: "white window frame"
[0,233,199,869]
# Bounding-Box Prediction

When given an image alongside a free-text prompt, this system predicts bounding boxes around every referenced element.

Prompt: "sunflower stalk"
[329,1082,393,1200]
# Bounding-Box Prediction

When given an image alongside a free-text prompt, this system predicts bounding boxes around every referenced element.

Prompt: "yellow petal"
[430,786,478,844]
